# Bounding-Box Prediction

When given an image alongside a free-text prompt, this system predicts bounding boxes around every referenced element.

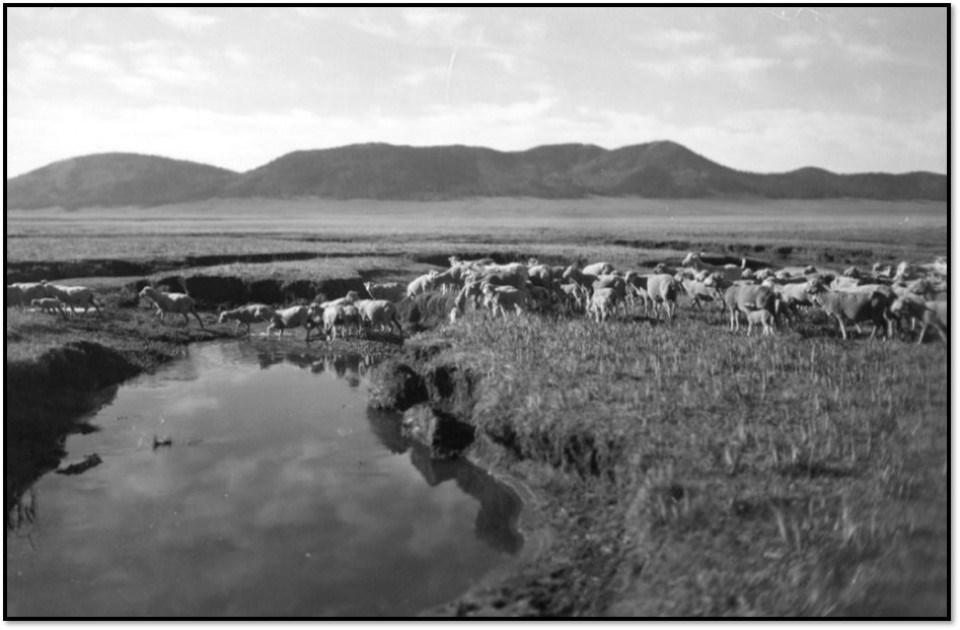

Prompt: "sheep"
[561,265,601,291]
[681,252,744,283]
[679,276,724,311]
[645,274,684,321]
[10,281,52,306]
[315,290,360,310]
[431,265,469,294]
[592,274,627,315]
[469,263,529,291]
[217,304,276,335]
[582,261,615,276]
[268,305,319,341]
[363,281,406,302]
[587,287,619,323]
[31,297,65,316]
[558,282,589,313]
[139,286,204,327]
[482,284,528,318]
[354,299,403,336]
[527,264,558,290]
[806,286,893,340]
[766,280,814,323]
[890,298,947,345]
[624,272,653,314]
[42,283,102,316]
[407,273,438,298]
[724,284,777,332]
[745,308,776,336]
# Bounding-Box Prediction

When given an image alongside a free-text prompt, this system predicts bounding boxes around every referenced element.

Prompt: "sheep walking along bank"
[218,304,276,335]
[139,286,204,328]
[42,282,103,317]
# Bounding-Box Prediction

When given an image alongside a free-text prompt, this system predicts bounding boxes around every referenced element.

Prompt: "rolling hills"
[6,141,947,209]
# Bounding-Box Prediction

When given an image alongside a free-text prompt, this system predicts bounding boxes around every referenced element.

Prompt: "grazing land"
[5,197,948,617]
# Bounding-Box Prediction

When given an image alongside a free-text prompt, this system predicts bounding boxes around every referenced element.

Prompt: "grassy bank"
[377,308,947,616]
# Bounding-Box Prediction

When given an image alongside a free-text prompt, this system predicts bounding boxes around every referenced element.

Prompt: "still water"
[6,341,522,617]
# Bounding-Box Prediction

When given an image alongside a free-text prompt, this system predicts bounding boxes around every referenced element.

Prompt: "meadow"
[5,197,949,617]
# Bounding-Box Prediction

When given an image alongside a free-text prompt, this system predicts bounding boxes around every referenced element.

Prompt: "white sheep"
[217,304,276,335]
[482,284,528,318]
[406,273,438,298]
[31,297,65,316]
[363,281,406,302]
[582,261,616,276]
[268,305,319,341]
[587,287,619,323]
[354,299,403,335]
[890,297,947,345]
[745,308,776,336]
[139,286,203,327]
[43,283,102,316]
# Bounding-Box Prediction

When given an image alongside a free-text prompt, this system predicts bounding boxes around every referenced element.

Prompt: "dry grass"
[415,303,947,616]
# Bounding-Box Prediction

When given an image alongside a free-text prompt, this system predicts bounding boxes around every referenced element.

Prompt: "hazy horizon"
[8,7,947,178]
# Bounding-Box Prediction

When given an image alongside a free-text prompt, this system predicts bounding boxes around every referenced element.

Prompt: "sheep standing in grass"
[890,297,947,345]
[9,281,52,306]
[31,297,66,316]
[218,304,275,335]
[139,286,204,327]
[805,285,892,340]
[745,308,776,336]
[724,284,777,332]
[587,287,619,323]
[482,284,528,318]
[646,274,684,321]
[624,272,653,315]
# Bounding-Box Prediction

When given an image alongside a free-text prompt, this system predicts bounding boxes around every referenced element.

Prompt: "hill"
[6,153,237,210]
[6,142,947,209]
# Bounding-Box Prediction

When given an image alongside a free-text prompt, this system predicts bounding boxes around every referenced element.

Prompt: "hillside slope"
[6,143,947,209]
[6,153,237,210]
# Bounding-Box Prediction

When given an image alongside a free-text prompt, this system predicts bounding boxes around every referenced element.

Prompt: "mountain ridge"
[6,142,947,209]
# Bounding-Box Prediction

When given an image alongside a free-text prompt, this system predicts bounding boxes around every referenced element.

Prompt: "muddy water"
[6,341,522,617]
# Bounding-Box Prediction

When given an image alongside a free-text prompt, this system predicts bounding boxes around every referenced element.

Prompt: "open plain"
[5,198,949,617]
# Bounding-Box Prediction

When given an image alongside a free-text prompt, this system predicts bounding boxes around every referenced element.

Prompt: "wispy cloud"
[482,51,521,75]
[641,28,714,48]
[152,8,220,32]
[66,44,122,75]
[636,47,776,80]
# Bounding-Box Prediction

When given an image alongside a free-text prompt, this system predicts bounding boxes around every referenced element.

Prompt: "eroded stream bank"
[7,341,525,617]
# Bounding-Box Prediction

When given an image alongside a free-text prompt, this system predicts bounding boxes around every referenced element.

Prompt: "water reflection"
[367,409,523,555]
[6,341,522,617]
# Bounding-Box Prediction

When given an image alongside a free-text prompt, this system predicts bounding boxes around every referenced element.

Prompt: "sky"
[6,6,948,177]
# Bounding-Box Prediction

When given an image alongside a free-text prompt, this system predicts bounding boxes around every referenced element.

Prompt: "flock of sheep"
[6,251,948,345]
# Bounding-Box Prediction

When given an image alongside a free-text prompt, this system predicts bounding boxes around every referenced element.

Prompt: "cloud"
[635,47,776,80]
[777,32,818,52]
[482,51,521,75]
[124,41,209,86]
[640,28,714,48]
[152,8,220,31]
[66,44,122,75]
